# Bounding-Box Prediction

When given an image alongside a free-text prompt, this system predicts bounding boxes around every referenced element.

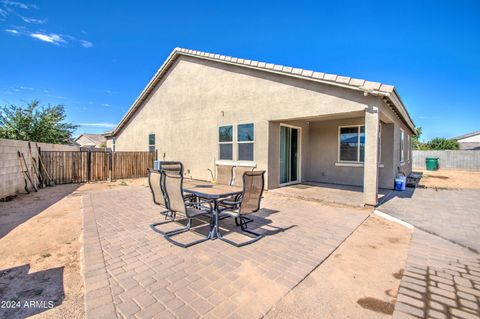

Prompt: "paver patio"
[82,186,368,319]
[378,188,480,252]
[379,188,480,318]
[393,229,480,319]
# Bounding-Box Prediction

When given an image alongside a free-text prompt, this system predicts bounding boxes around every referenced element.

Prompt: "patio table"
[183,180,242,239]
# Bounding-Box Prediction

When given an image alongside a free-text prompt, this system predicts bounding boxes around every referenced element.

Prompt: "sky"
[0,0,479,141]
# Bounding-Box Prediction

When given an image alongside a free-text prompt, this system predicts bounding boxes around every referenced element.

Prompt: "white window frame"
[406,134,410,162]
[112,137,116,152]
[218,124,234,161]
[148,133,155,152]
[400,129,405,163]
[236,122,255,163]
[338,125,365,163]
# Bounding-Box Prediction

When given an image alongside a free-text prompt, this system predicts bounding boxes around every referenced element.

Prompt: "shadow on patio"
[150,208,297,247]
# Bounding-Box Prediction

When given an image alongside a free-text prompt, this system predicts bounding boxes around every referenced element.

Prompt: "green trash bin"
[425,157,439,171]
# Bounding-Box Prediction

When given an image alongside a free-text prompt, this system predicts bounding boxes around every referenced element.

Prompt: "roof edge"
[105,47,416,136]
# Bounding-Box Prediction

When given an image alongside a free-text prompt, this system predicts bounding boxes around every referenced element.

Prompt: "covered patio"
[269,182,391,208]
[267,104,410,206]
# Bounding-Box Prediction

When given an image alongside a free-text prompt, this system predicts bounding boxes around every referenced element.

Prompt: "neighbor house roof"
[452,131,480,141]
[75,133,106,145]
[104,47,416,137]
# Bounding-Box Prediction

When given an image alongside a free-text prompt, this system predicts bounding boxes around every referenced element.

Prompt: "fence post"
[37,146,43,183]
[86,149,91,182]
[109,151,113,182]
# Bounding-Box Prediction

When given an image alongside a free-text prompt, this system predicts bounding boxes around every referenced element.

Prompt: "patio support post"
[363,105,379,206]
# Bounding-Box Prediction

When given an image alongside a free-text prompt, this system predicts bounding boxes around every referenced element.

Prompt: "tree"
[427,137,459,150]
[0,100,78,144]
[412,127,429,150]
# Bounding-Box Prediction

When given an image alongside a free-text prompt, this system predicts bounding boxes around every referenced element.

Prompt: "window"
[112,137,116,152]
[400,129,405,162]
[218,123,255,162]
[237,123,254,161]
[218,125,233,160]
[148,133,155,152]
[339,125,365,162]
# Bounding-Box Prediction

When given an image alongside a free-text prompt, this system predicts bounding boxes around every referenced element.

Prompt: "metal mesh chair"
[150,162,196,236]
[218,170,266,247]
[216,165,234,185]
[159,163,213,248]
[219,165,256,210]
[232,166,255,187]
[147,168,169,217]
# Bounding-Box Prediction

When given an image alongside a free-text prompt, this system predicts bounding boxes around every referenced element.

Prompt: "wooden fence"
[112,151,156,180]
[40,150,155,184]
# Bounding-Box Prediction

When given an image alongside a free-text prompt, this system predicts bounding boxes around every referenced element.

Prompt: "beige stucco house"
[104,48,416,205]
[453,131,480,150]
[75,133,106,148]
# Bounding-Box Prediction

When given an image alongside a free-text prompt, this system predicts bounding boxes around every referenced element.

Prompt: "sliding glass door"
[280,125,300,185]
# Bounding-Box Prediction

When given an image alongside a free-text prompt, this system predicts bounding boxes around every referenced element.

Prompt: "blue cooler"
[394,178,403,191]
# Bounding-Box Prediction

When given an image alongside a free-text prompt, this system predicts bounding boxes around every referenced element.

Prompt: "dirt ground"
[1,177,412,319]
[266,215,412,319]
[416,169,480,189]
[0,178,148,319]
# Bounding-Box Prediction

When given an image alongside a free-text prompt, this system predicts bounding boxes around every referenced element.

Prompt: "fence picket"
[40,150,155,183]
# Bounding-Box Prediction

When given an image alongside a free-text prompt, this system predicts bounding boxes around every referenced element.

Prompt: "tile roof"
[176,48,397,94]
[76,133,106,145]
[105,47,415,136]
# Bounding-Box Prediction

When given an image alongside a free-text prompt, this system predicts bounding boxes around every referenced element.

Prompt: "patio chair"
[149,162,195,234]
[147,168,170,218]
[218,170,266,247]
[232,166,256,187]
[216,165,234,185]
[161,165,214,248]
[219,165,256,211]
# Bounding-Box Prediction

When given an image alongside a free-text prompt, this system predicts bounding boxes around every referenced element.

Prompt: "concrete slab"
[378,188,480,252]
[269,182,390,207]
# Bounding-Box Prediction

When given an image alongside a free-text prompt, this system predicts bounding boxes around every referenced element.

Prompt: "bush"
[427,137,459,150]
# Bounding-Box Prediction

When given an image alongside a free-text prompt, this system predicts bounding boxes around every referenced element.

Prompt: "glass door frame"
[279,123,302,186]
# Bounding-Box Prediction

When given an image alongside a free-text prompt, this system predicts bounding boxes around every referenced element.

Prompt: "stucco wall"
[303,117,411,189]
[307,117,366,186]
[112,56,376,187]
[0,138,79,199]
[76,135,96,147]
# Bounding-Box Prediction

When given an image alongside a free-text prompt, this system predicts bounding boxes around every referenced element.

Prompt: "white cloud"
[78,123,116,128]
[5,28,18,34]
[80,39,93,48]
[20,16,47,24]
[0,0,38,10]
[101,103,110,107]
[30,32,66,45]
